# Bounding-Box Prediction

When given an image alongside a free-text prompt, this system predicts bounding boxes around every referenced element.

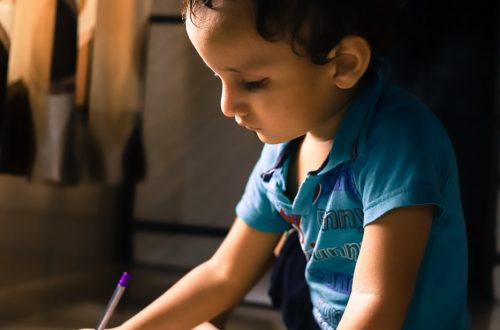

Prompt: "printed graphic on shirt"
[317,208,364,233]
[279,208,304,243]
[319,166,360,200]
[307,242,361,262]
[313,298,344,330]
[308,268,353,295]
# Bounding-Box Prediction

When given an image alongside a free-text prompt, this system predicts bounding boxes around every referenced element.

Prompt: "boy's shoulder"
[371,84,448,138]
[359,58,446,138]
[358,82,456,172]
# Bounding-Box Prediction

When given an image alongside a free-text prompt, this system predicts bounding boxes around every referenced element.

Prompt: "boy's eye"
[242,78,268,91]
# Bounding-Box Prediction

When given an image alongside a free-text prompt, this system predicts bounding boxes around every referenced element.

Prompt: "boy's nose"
[220,84,248,118]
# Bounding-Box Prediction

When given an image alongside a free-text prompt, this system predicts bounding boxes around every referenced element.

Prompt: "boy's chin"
[255,132,289,145]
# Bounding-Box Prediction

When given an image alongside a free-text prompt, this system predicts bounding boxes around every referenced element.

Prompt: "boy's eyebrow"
[221,56,273,74]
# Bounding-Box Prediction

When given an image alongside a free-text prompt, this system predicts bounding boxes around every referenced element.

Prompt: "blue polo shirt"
[236,59,469,330]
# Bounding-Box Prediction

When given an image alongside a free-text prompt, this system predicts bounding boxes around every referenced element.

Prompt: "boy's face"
[186,1,350,143]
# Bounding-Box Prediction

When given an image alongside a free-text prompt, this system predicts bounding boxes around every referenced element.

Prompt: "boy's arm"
[119,217,281,330]
[338,205,433,330]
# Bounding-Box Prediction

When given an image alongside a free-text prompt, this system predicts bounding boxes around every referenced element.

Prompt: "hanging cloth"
[88,0,151,184]
[4,0,149,184]
[0,0,35,176]
[32,0,78,183]
[6,0,77,183]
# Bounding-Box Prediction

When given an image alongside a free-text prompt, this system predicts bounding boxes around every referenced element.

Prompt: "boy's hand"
[110,218,280,329]
[78,323,221,330]
[78,328,121,330]
[191,322,221,330]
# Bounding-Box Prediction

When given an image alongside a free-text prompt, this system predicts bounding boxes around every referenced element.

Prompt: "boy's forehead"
[186,2,266,56]
[186,0,254,35]
[186,1,299,74]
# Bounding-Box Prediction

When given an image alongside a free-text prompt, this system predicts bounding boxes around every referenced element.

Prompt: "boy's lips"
[235,116,260,131]
[242,124,260,131]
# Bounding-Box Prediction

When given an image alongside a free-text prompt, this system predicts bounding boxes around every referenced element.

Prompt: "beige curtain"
[4,0,151,184]
[88,0,152,184]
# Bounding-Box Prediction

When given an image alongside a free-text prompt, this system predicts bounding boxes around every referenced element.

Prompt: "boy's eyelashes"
[242,78,268,91]
[213,74,268,92]
[201,0,214,8]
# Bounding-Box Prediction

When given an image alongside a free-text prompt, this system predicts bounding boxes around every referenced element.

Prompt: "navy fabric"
[269,230,321,330]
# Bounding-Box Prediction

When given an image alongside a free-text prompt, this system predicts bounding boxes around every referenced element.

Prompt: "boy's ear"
[327,36,371,90]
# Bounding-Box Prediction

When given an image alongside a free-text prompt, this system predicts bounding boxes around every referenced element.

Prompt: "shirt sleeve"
[236,145,291,233]
[354,103,453,226]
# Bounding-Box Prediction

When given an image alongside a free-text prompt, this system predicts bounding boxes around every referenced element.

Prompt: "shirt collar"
[260,138,301,182]
[320,57,390,173]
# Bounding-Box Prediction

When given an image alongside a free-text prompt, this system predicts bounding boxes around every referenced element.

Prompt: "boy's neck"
[285,135,334,202]
[307,87,356,142]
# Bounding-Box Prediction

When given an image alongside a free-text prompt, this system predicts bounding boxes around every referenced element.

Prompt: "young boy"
[91,0,469,329]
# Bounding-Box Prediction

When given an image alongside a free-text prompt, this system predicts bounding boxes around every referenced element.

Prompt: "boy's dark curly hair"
[182,0,402,65]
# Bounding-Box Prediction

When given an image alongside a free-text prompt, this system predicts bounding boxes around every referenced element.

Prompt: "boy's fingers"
[191,322,221,330]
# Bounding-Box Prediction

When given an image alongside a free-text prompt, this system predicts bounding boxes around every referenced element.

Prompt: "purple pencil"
[96,272,132,330]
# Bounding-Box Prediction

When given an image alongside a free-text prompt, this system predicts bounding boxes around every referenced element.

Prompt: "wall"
[132,1,263,271]
[0,176,124,325]
[0,177,119,290]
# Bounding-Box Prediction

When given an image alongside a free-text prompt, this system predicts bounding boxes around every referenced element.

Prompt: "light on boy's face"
[185,2,352,144]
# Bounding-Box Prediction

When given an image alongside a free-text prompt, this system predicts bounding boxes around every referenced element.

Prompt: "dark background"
[389,0,499,301]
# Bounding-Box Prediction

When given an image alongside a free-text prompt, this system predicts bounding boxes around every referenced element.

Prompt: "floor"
[1,301,498,330]
[0,301,285,330]
[0,267,285,330]
[0,266,497,330]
